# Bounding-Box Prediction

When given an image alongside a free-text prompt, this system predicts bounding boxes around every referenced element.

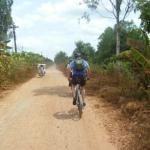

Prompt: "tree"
[83,0,135,55]
[0,0,13,41]
[54,51,68,64]
[118,20,143,50]
[96,27,116,63]
[134,0,150,33]
[73,41,95,63]
[96,21,143,63]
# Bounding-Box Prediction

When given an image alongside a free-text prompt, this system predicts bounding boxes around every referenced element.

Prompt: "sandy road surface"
[0,66,116,150]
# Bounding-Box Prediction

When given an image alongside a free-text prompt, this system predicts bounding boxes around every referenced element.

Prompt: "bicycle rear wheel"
[77,93,83,118]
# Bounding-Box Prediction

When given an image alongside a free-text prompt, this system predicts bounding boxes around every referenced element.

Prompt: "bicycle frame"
[75,83,83,118]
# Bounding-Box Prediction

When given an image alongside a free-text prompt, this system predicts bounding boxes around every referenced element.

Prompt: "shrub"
[0,51,53,88]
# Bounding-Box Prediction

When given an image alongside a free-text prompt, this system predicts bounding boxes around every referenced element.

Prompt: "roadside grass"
[88,65,150,150]
[0,51,52,91]
[57,63,150,150]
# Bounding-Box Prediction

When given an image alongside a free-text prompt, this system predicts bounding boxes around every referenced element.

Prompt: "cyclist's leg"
[39,68,42,75]
[43,68,46,74]
[80,87,85,101]
[69,72,72,87]
[71,85,75,98]
[71,76,77,105]
[42,67,45,75]
[80,77,86,106]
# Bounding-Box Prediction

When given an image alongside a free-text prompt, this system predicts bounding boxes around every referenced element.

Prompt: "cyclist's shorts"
[70,72,72,78]
[72,75,86,86]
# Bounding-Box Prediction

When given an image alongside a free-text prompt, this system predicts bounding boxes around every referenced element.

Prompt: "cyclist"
[37,64,46,76]
[67,53,90,106]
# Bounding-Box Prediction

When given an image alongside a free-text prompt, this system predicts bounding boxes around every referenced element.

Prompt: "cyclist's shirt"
[69,60,89,77]
[37,64,46,74]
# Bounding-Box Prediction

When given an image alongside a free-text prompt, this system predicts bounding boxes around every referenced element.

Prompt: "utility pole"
[10,23,18,53]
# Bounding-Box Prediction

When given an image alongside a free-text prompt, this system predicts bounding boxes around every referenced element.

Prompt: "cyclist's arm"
[66,64,72,80]
[84,60,90,79]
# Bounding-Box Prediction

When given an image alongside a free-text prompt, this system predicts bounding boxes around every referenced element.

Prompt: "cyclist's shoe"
[73,98,76,105]
[83,102,86,107]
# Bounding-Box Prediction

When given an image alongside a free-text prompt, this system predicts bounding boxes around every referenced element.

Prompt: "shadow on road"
[53,108,80,121]
[33,86,72,98]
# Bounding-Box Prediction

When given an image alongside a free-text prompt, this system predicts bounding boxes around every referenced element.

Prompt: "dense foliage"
[134,0,150,33]
[73,41,95,63]
[96,21,145,63]
[54,51,68,64]
[0,0,13,41]
[0,51,53,88]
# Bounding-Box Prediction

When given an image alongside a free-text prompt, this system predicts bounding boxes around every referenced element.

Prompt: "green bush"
[0,51,53,88]
[90,63,104,74]
[104,61,132,76]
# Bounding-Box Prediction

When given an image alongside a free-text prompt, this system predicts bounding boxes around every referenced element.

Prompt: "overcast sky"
[11,0,141,60]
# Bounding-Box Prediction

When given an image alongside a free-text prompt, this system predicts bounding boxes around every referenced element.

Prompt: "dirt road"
[0,66,116,150]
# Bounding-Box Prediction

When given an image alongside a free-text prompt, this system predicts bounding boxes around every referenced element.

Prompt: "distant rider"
[67,53,90,106]
[37,64,46,76]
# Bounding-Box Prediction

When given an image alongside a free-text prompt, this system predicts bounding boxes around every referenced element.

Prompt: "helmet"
[74,52,81,59]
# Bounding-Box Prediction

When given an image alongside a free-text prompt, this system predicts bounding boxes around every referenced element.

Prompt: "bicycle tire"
[74,84,83,118]
[77,90,83,118]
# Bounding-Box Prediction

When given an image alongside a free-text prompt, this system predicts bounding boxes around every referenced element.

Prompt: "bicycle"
[74,78,85,118]
[37,64,46,77]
